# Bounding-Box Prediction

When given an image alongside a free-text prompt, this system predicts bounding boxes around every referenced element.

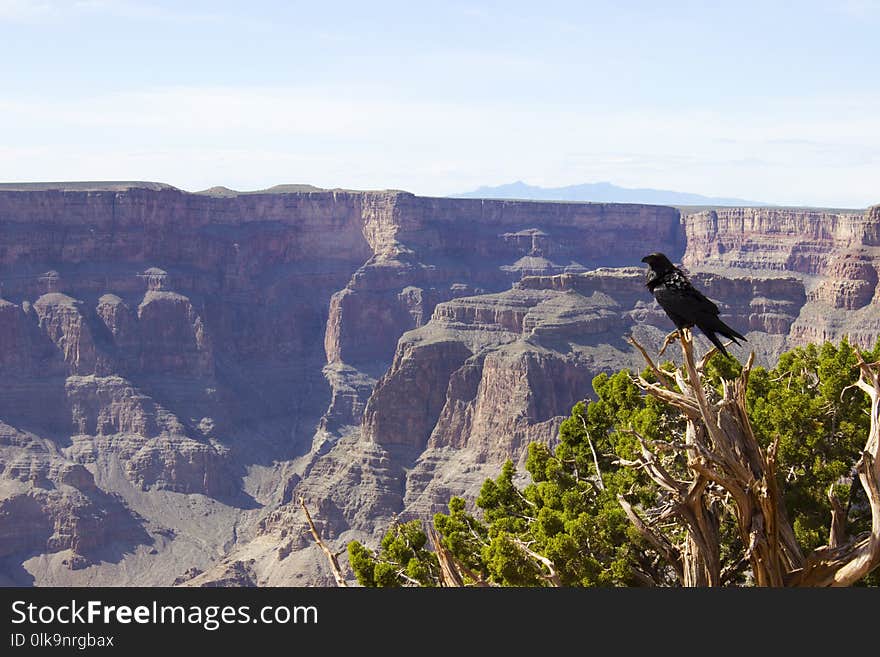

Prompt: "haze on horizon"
[0,1,878,208]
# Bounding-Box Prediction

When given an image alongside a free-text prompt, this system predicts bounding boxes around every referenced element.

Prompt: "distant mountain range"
[453,181,767,206]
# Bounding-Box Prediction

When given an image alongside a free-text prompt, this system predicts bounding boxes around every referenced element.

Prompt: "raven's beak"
[640,256,649,263]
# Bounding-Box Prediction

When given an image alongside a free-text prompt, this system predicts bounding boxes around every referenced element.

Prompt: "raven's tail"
[699,317,747,359]
[705,317,746,344]
[703,330,731,359]
[718,320,747,344]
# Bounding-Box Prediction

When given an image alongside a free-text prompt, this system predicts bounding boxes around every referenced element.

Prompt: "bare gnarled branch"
[299,497,348,587]
[624,332,880,586]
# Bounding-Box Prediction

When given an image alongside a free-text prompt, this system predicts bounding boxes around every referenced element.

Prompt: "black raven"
[641,252,746,358]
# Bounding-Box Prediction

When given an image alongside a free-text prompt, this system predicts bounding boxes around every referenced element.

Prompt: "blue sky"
[1,1,878,206]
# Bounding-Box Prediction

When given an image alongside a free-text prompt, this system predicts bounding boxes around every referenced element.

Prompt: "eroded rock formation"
[0,183,875,585]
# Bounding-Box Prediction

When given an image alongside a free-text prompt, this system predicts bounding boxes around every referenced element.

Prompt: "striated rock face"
[683,207,866,272]
[33,293,102,375]
[137,290,213,376]
[688,273,806,335]
[363,338,473,448]
[0,421,149,575]
[0,299,34,371]
[320,198,682,441]
[807,255,877,310]
[0,183,878,586]
[683,206,880,348]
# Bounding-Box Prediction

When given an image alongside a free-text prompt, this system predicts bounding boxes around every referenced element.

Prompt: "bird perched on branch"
[641,252,746,358]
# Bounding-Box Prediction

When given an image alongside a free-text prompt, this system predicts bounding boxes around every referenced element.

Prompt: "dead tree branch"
[580,415,605,491]
[622,331,880,586]
[428,524,493,587]
[827,486,847,549]
[512,538,564,587]
[617,494,684,582]
[791,350,880,585]
[299,497,348,587]
[428,525,464,587]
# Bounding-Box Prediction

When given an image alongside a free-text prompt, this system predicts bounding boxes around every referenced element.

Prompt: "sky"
[0,0,878,207]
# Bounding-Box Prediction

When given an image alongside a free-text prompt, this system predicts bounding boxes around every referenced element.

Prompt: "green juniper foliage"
[347,520,439,587]
[348,339,879,586]
[745,339,877,554]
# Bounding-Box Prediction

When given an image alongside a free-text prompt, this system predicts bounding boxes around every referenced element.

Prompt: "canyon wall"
[684,206,880,346]
[0,184,875,585]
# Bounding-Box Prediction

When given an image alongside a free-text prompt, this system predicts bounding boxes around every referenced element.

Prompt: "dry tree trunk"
[624,330,880,586]
[299,497,349,587]
[789,350,880,586]
[428,525,465,587]
[426,525,499,587]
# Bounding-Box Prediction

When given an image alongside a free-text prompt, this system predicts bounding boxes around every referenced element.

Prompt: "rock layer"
[683,206,880,347]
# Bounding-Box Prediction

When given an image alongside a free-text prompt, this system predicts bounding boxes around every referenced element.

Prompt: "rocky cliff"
[684,206,880,346]
[0,183,875,585]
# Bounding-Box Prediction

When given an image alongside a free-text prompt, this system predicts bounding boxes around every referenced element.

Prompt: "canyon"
[0,183,876,586]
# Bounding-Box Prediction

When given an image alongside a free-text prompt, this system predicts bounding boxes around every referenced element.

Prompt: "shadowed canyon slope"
[0,184,876,585]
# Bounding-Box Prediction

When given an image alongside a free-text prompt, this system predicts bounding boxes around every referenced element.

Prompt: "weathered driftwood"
[622,329,880,586]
